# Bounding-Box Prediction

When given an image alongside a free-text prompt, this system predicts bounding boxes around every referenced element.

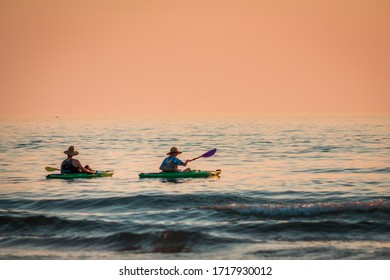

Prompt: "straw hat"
[64,146,79,156]
[167,147,182,155]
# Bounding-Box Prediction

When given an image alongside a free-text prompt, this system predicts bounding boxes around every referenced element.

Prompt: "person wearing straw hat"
[159,147,191,172]
[61,146,94,174]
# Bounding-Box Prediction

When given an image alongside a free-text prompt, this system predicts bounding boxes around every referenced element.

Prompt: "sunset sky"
[0,0,389,115]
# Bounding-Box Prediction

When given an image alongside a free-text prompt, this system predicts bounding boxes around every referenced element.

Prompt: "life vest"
[160,157,179,172]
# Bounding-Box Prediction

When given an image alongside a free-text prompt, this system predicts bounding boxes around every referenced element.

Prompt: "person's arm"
[60,161,65,173]
[74,159,95,173]
[159,158,166,171]
[175,158,189,166]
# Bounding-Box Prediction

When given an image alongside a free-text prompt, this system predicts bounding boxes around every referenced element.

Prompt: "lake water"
[0,114,389,259]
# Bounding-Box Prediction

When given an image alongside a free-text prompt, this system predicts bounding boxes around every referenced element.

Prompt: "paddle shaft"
[189,148,217,162]
[189,155,202,162]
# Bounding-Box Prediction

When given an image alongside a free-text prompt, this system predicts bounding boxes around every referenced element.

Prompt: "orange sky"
[0,0,389,115]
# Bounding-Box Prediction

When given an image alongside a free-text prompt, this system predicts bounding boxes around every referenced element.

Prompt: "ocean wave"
[0,193,262,211]
[200,199,390,218]
[105,230,216,253]
[0,214,120,236]
[0,229,238,254]
[235,220,390,236]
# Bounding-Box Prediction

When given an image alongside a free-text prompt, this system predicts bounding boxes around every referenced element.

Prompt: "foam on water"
[202,199,390,217]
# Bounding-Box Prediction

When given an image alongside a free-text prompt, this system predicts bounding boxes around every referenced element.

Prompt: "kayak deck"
[139,169,221,179]
[46,170,114,179]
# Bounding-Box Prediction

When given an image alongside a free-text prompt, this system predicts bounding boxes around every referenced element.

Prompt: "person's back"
[61,158,80,173]
[60,146,94,174]
[159,147,191,172]
[160,156,183,172]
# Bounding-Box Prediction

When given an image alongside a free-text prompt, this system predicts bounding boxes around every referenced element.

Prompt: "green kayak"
[46,170,114,179]
[139,169,221,179]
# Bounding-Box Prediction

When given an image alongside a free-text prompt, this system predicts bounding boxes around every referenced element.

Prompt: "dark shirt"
[62,159,79,173]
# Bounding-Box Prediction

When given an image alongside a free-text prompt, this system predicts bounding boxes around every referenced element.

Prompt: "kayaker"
[61,146,95,174]
[159,147,191,172]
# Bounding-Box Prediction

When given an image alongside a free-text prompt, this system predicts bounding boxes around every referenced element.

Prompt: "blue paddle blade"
[201,148,217,157]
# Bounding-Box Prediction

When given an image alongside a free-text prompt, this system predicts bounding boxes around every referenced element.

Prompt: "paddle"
[45,166,60,172]
[45,166,97,174]
[189,148,217,162]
